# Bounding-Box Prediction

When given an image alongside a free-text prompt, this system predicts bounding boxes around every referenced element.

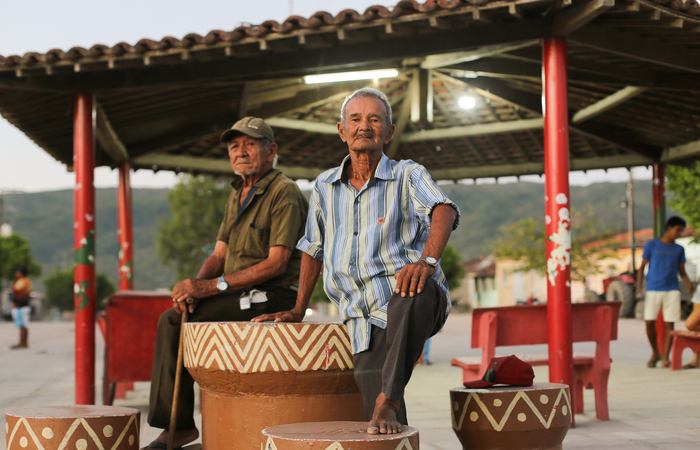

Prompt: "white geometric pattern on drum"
[263,437,414,450]
[452,388,571,432]
[183,323,354,373]
[6,415,137,450]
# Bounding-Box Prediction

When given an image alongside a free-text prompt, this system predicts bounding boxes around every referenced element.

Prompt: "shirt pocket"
[241,225,271,258]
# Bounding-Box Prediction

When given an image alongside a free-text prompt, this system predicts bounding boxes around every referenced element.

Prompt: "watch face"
[217,278,228,291]
[425,257,438,265]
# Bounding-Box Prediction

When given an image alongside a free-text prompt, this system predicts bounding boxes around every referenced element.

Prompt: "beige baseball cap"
[220,117,275,143]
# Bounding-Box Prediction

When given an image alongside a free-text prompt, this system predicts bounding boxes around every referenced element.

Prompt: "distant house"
[450,255,498,308]
[456,227,698,308]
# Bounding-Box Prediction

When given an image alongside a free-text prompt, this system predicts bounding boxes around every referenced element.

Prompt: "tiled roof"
[1,0,700,69]
[1,0,700,179]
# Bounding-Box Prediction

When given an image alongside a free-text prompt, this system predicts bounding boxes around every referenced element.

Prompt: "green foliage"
[0,233,42,283]
[3,188,175,291]
[157,175,232,281]
[667,165,700,242]
[441,245,465,289]
[440,179,659,260]
[44,267,117,311]
[492,208,614,282]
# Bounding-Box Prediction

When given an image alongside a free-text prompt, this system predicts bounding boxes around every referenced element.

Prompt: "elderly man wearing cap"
[142,117,309,450]
[253,88,460,435]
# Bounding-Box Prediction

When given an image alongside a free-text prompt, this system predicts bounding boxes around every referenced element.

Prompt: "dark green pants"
[147,287,297,430]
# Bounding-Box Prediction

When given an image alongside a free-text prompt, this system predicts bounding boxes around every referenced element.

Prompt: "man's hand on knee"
[394,262,436,298]
[172,278,214,313]
[251,308,305,323]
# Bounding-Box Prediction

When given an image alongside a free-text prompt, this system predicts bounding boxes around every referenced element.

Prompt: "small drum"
[451,383,571,450]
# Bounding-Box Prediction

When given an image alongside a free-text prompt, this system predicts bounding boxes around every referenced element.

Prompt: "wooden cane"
[167,297,194,450]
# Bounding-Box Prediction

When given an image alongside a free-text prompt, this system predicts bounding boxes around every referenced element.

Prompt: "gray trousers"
[147,287,296,430]
[352,278,447,425]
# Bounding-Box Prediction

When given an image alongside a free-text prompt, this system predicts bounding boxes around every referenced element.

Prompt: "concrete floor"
[1,311,699,449]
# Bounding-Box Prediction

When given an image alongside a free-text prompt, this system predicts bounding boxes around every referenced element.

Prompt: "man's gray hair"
[340,88,393,126]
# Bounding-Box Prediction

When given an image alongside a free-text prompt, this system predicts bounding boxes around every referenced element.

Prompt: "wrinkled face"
[668,225,685,240]
[228,135,274,177]
[338,96,395,154]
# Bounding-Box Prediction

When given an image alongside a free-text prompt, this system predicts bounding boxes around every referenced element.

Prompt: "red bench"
[451,301,621,421]
[101,291,173,405]
[670,330,700,370]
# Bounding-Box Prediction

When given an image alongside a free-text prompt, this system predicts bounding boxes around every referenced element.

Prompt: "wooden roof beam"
[265,118,337,134]
[131,153,325,179]
[419,40,540,70]
[130,82,362,158]
[95,102,129,163]
[662,138,700,162]
[570,23,700,74]
[552,0,615,37]
[571,86,647,124]
[446,75,662,159]
[429,154,655,180]
[402,118,544,142]
[387,89,412,159]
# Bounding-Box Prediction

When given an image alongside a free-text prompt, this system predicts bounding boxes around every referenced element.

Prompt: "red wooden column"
[543,38,574,407]
[653,164,667,353]
[74,93,96,405]
[117,163,134,290]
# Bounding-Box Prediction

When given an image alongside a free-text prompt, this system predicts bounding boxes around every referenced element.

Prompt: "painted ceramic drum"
[5,405,140,450]
[183,322,365,450]
[450,383,571,450]
[262,421,419,450]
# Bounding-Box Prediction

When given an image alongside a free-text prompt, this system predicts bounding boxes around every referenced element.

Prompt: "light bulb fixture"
[304,69,399,84]
[459,96,476,109]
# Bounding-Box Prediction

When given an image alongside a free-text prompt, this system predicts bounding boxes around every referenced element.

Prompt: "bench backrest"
[105,291,173,382]
[471,301,621,349]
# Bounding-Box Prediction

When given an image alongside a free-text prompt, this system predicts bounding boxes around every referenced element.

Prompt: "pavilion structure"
[1,0,699,415]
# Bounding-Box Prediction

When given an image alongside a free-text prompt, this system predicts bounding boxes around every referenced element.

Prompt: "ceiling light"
[304,69,399,84]
[459,96,476,109]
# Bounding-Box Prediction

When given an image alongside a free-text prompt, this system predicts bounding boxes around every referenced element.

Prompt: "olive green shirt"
[216,169,308,290]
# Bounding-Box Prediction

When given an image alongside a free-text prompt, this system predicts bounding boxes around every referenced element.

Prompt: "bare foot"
[141,427,199,449]
[367,393,401,435]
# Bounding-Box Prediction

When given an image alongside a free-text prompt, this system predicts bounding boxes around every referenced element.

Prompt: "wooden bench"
[670,330,700,370]
[451,301,621,421]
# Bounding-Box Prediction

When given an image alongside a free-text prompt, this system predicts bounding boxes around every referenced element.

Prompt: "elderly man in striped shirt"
[253,87,460,435]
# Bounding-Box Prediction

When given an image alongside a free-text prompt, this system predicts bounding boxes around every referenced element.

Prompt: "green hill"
[3,188,175,291]
[1,179,672,292]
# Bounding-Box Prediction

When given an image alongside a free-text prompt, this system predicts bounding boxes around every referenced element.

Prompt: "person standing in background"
[10,266,32,349]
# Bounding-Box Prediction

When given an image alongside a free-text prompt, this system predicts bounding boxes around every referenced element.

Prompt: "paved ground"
[1,311,699,449]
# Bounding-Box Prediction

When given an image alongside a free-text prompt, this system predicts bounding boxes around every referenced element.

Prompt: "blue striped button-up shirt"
[297,154,461,354]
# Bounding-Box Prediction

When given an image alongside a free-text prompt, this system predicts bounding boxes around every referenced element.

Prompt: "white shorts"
[644,290,681,322]
[12,306,31,328]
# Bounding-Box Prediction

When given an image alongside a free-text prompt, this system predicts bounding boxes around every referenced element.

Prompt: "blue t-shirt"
[642,239,686,291]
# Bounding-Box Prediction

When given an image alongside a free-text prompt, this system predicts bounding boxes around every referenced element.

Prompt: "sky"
[0,0,651,193]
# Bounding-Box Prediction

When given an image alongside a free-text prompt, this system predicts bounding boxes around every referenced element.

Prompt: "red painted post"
[543,38,574,414]
[117,163,134,290]
[74,93,96,405]
[652,164,666,353]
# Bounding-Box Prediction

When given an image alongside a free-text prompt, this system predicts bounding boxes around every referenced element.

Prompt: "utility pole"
[625,170,636,277]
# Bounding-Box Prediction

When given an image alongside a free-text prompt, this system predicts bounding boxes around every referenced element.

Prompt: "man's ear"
[267,142,278,162]
[384,123,396,144]
[337,122,347,143]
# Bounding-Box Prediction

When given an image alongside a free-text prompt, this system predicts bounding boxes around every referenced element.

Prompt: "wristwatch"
[419,256,438,267]
[217,276,229,292]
